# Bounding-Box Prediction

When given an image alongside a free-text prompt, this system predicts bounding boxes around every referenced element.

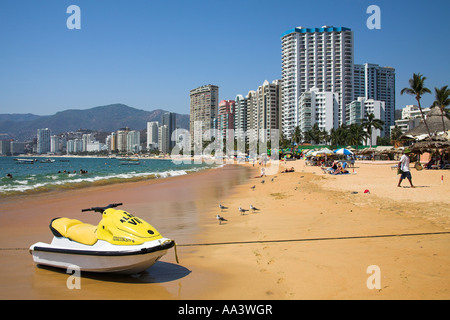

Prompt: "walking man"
[397,149,415,188]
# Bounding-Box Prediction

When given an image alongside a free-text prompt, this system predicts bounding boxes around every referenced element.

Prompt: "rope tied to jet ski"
[4,231,450,252]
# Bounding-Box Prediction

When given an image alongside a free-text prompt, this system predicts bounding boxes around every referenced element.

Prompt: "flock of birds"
[216,204,260,224]
[215,176,275,224]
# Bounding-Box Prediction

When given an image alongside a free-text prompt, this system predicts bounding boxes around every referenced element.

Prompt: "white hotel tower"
[281,26,354,138]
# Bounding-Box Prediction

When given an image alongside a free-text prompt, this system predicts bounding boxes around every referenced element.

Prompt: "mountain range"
[0,104,190,141]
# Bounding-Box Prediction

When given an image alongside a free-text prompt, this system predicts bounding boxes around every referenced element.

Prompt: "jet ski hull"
[30,237,175,274]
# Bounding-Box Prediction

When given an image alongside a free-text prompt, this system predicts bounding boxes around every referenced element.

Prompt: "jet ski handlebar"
[81,203,123,213]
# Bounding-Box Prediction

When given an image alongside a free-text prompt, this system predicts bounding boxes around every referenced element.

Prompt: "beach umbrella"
[305,150,315,157]
[312,148,333,156]
[334,148,353,155]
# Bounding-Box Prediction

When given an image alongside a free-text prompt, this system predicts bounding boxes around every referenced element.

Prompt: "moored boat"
[29,203,175,274]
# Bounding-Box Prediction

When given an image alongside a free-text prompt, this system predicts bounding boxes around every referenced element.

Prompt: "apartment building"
[256,80,282,142]
[190,84,219,145]
[146,121,159,150]
[281,25,354,138]
[298,88,339,134]
[346,97,385,143]
[162,112,176,149]
[158,125,169,154]
[37,128,51,154]
[353,63,395,136]
[390,105,430,134]
[234,94,248,142]
[218,99,235,141]
[126,130,140,153]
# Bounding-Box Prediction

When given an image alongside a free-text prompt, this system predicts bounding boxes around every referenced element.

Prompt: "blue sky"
[0,0,449,116]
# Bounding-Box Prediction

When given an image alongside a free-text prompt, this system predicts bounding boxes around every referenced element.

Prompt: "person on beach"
[397,149,415,188]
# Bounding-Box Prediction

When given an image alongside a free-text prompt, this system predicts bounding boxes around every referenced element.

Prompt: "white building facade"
[281,26,354,138]
[298,88,339,134]
[37,128,51,154]
[147,121,159,150]
[346,97,385,144]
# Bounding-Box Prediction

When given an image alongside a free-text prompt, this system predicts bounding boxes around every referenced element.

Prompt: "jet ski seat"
[50,218,98,246]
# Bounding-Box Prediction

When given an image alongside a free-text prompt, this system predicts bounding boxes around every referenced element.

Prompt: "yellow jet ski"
[29,203,175,274]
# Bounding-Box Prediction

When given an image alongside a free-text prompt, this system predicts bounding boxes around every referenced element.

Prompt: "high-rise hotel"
[190,84,219,145]
[353,63,395,136]
[281,26,354,138]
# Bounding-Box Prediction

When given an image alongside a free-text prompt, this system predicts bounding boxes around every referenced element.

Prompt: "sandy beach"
[0,159,449,300]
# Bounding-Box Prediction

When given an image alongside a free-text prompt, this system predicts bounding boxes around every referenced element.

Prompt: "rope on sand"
[176,231,450,247]
[2,231,450,251]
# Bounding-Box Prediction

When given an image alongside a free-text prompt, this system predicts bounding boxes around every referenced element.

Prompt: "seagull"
[216,214,227,225]
[251,185,256,191]
[250,205,260,212]
[238,207,249,215]
[219,204,228,211]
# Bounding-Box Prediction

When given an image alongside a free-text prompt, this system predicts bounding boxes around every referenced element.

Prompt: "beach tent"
[334,148,353,155]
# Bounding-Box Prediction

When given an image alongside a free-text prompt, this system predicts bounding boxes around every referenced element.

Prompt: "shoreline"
[0,160,449,299]
[0,156,222,198]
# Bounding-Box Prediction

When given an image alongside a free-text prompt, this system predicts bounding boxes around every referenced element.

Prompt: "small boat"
[120,161,140,165]
[40,158,55,163]
[14,158,35,164]
[117,157,139,161]
[29,203,175,274]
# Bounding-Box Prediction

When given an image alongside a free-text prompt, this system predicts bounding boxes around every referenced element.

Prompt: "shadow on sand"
[37,261,191,284]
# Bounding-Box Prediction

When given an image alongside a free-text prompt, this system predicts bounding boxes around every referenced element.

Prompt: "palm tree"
[400,73,432,137]
[330,124,349,146]
[390,125,403,142]
[291,126,302,145]
[311,124,322,144]
[432,85,450,133]
[348,124,369,149]
[362,113,384,147]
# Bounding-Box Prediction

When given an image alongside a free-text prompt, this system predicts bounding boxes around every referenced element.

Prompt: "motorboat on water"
[14,158,35,164]
[29,203,175,274]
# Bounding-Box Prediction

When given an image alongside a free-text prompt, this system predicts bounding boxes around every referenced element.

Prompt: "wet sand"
[0,160,449,299]
[0,165,252,299]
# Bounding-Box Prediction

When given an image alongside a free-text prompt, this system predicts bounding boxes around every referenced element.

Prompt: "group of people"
[424,152,449,170]
[57,169,89,174]
[322,160,350,175]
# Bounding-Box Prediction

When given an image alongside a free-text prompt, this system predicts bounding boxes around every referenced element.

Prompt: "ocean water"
[0,156,215,196]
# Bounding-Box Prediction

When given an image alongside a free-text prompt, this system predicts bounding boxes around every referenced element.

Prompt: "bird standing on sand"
[251,185,256,191]
[216,215,227,225]
[250,205,260,212]
[261,180,265,184]
[238,207,249,215]
[219,204,228,211]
